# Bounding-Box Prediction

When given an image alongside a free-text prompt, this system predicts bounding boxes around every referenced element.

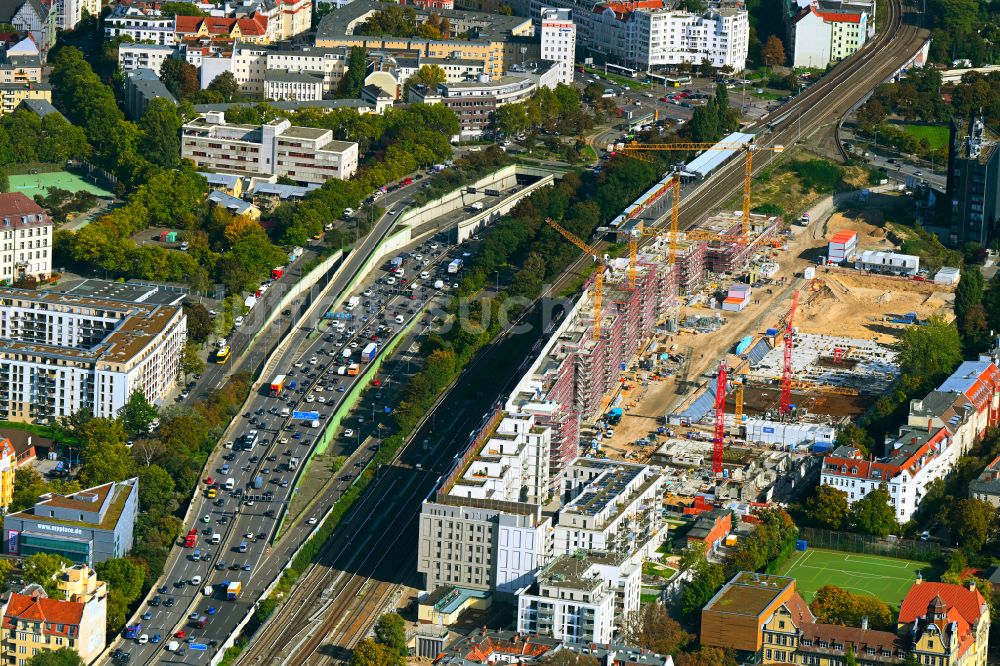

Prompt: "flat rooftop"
[704,572,794,617]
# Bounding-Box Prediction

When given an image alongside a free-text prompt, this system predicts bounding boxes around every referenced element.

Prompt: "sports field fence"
[799,527,941,562]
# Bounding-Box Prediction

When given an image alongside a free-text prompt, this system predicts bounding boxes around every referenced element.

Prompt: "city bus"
[215,346,231,364]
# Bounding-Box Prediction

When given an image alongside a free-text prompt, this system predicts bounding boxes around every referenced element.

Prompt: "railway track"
[237,5,926,663]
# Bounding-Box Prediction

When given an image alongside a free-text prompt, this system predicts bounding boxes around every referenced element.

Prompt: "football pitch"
[776,548,929,606]
[9,170,112,198]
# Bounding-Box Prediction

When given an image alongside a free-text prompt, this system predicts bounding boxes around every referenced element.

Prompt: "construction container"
[828,230,857,264]
[725,534,738,547]
[803,267,816,280]
[933,266,960,285]
[744,417,836,447]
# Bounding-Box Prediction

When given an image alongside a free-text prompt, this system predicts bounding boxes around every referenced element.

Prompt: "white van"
[337,366,347,375]
[202,585,213,596]
[224,477,235,491]
[167,641,180,652]
[395,314,404,324]
[210,533,221,545]
[281,407,290,417]
[341,348,351,359]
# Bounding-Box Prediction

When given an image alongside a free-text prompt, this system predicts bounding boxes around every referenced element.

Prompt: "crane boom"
[545,218,603,340]
[713,361,727,475]
[780,289,800,417]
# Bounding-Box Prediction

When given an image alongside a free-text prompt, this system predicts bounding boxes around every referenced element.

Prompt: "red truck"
[271,266,285,280]
[270,374,286,397]
[183,528,197,548]
[402,177,414,186]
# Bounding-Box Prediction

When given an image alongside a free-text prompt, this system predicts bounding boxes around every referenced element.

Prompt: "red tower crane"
[713,360,728,475]
[780,289,800,418]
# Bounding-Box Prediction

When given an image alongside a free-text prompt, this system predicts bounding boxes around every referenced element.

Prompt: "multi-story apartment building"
[0,288,186,422]
[174,13,271,44]
[181,112,359,183]
[4,478,139,565]
[410,75,539,138]
[517,553,620,644]
[1,566,108,664]
[0,46,41,86]
[970,453,1000,507]
[790,0,871,68]
[118,43,175,75]
[315,0,535,79]
[58,0,100,31]
[264,69,324,101]
[0,193,51,283]
[947,116,1000,247]
[540,8,575,85]
[124,68,176,120]
[527,0,748,71]
[104,4,176,45]
[822,359,1000,523]
[418,411,554,594]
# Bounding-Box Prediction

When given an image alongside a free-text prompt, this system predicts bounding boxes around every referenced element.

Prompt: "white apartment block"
[531,0,748,71]
[0,193,51,284]
[265,47,348,95]
[264,69,324,100]
[118,44,176,75]
[517,554,618,644]
[181,112,359,184]
[0,288,186,423]
[60,0,100,30]
[791,0,870,68]
[540,7,576,85]
[104,15,176,44]
[554,458,666,558]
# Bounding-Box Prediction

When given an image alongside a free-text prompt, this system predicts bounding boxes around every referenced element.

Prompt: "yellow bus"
[215,346,231,364]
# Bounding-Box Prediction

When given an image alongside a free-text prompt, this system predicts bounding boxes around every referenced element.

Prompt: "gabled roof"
[899,582,985,628]
[175,12,268,37]
[4,591,84,627]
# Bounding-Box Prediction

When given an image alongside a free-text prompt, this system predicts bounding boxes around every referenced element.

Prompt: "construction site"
[501,154,959,508]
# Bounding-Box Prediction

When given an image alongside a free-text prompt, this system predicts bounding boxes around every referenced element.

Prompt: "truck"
[184,528,198,548]
[289,246,304,261]
[390,256,404,270]
[341,348,351,360]
[448,259,463,274]
[227,581,242,600]
[271,266,285,280]
[434,279,444,290]
[361,343,378,363]
[347,363,360,376]
[346,296,361,311]
[269,374,286,397]
[289,456,300,470]
[253,475,264,489]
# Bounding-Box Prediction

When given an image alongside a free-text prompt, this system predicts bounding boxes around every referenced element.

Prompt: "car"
[150,596,161,607]
[242,563,253,571]
[190,576,202,586]
[159,585,169,595]
[216,561,226,570]
[204,476,214,485]
[142,611,153,621]
[344,429,354,438]
[229,563,241,571]
[337,386,345,392]
[189,612,200,621]
[201,514,211,523]
[389,208,398,215]
[920,530,930,541]
[138,634,149,644]
[151,634,162,644]
[165,598,176,607]
[293,432,302,440]
[245,531,254,539]
[245,500,255,507]
[386,276,397,285]
[206,607,218,615]
[306,517,318,525]
[175,631,187,639]
[914,171,923,177]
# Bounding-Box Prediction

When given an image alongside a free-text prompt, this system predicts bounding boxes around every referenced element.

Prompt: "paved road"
[840,127,947,190]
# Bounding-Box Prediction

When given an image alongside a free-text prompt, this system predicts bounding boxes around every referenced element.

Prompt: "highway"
[107,171,506,664]
[235,1,930,662]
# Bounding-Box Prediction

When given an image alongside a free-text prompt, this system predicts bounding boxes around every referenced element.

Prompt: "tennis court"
[9,170,112,198]
[776,548,927,606]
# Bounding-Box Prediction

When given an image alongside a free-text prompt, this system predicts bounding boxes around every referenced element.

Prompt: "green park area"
[9,170,112,198]
[899,124,949,152]
[776,548,929,607]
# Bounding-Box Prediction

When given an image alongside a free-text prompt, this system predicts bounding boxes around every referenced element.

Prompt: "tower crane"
[545,217,604,340]
[713,360,728,475]
[780,289,800,418]
[628,175,681,289]
[616,141,785,242]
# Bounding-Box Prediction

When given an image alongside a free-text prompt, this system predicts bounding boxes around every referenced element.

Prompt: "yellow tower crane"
[617,141,785,243]
[545,217,604,340]
[628,175,681,290]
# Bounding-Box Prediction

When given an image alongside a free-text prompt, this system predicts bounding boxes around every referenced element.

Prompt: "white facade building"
[517,554,619,644]
[264,69,324,100]
[181,111,359,183]
[540,7,576,85]
[118,44,176,75]
[855,249,920,276]
[0,193,51,284]
[104,14,176,45]
[791,0,871,68]
[0,288,186,423]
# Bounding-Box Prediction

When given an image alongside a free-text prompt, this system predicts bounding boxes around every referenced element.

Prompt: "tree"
[26,649,84,666]
[138,98,181,168]
[11,467,49,512]
[948,498,997,552]
[22,553,71,597]
[207,72,241,103]
[95,558,145,603]
[78,417,136,486]
[897,316,962,389]
[406,64,447,92]
[119,389,158,437]
[845,643,858,666]
[373,612,407,657]
[160,59,200,99]
[810,584,893,629]
[0,168,8,193]
[159,1,206,16]
[136,464,176,512]
[674,647,738,666]
[0,559,13,590]
[850,485,898,537]
[954,267,984,324]
[181,341,206,379]
[183,301,213,342]
[761,35,786,69]
[805,485,850,529]
[338,47,367,98]
[349,638,403,666]
[680,558,726,623]
[539,651,600,665]
[620,603,692,655]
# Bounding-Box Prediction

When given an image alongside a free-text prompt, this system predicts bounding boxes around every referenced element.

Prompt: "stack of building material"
[721,284,751,312]
[827,230,857,264]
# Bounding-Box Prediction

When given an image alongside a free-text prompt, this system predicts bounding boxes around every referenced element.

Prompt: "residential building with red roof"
[0,191,51,283]
[1,566,107,664]
[899,580,990,666]
[791,0,872,68]
[174,13,271,44]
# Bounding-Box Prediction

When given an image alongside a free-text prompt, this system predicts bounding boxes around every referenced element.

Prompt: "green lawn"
[642,561,677,579]
[899,124,949,152]
[776,548,929,606]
